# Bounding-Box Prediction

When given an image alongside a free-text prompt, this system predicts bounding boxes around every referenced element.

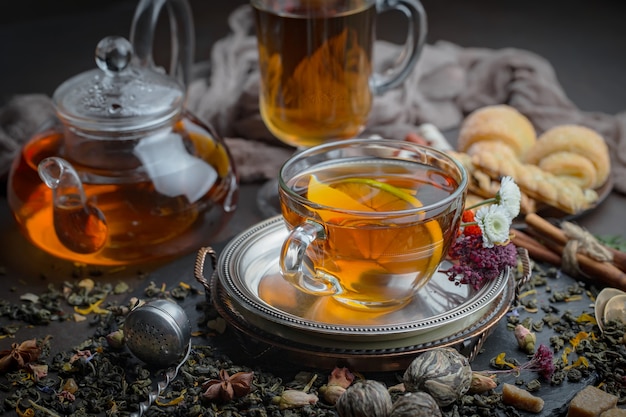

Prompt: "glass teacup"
[278,138,468,311]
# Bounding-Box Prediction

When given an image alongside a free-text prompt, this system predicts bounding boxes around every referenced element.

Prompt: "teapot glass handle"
[129,0,195,87]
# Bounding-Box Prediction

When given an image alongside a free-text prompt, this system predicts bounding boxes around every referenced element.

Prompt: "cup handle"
[370,0,428,95]
[280,220,341,296]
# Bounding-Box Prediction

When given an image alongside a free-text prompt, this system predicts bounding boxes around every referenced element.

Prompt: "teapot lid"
[53,36,185,132]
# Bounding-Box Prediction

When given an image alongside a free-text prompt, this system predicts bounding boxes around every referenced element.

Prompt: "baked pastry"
[458,105,537,158]
[447,150,536,214]
[467,141,598,214]
[524,124,610,189]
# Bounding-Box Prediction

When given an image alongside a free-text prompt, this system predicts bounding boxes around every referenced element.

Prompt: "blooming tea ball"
[336,380,392,417]
[390,392,442,417]
[402,347,472,407]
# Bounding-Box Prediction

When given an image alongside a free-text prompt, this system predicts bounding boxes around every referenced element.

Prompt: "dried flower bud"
[272,389,318,410]
[77,278,95,293]
[336,380,392,417]
[403,347,472,407]
[27,363,48,381]
[319,384,346,405]
[58,390,76,402]
[105,329,125,349]
[468,372,497,394]
[390,392,442,417]
[514,324,536,353]
[320,367,355,404]
[328,367,355,389]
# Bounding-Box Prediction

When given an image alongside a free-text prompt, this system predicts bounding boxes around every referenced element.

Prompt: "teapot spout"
[38,157,108,254]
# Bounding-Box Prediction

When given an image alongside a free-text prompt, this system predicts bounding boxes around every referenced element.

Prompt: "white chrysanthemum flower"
[495,176,521,219]
[475,204,512,248]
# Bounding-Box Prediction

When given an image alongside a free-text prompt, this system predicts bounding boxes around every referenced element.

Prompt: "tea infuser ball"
[123,299,193,417]
[124,299,192,367]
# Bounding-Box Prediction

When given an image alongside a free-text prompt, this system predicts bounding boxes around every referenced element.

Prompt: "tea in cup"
[278,139,468,311]
[251,0,427,148]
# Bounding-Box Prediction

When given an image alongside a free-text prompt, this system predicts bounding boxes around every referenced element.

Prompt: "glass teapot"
[7,0,239,266]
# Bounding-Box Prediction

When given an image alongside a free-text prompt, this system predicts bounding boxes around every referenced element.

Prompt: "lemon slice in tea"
[307,175,373,213]
[306,175,444,274]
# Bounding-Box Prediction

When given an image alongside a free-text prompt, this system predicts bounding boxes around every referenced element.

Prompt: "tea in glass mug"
[279,139,468,311]
[251,0,427,147]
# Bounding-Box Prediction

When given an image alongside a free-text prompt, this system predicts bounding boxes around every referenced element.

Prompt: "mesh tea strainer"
[124,299,192,417]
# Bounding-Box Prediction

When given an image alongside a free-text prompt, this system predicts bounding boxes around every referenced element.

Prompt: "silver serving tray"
[217,216,510,342]
[211,260,516,371]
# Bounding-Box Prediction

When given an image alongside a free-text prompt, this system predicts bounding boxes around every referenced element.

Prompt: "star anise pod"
[0,337,50,374]
[201,369,254,403]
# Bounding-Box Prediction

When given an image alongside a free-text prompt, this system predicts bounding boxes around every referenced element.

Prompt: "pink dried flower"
[57,390,76,402]
[442,233,518,289]
[483,344,555,380]
[27,363,49,381]
[319,367,355,405]
[522,345,556,379]
[328,367,355,389]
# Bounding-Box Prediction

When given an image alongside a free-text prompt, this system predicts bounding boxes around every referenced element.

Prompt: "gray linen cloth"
[2,4,625,192]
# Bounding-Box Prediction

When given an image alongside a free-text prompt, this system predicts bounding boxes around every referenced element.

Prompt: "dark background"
[2,0,626,115]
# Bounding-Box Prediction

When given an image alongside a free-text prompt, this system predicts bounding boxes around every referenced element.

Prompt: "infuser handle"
[130,0,195,87]
[130,343,192,417]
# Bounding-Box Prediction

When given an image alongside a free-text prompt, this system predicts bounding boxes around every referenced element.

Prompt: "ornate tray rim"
[217,216,510,340]
[211,266,516,371]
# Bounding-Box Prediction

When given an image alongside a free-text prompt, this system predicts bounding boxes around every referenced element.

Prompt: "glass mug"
[251,0,427,147]
[279,139,468,311]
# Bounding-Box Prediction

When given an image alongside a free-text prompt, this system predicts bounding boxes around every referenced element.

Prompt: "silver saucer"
[211,251,517,371]
[217,216,511,342]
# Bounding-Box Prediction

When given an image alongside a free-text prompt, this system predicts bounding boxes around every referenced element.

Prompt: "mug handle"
[370,0,428,95]
[129,0,195,87]
[280,220,342,296]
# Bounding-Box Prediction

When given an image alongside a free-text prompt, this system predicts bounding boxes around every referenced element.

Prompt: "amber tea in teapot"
[7,0,239,266]
[9,114,237,266]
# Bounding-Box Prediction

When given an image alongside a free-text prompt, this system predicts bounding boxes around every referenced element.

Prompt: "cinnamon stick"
[511,229,561,266]
[525,213,626,274]
[536,234,626,291]
[606,246,626,273]
[524,213,567,245]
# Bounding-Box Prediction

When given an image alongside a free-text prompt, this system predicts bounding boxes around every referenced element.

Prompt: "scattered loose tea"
[1,252,626,417]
